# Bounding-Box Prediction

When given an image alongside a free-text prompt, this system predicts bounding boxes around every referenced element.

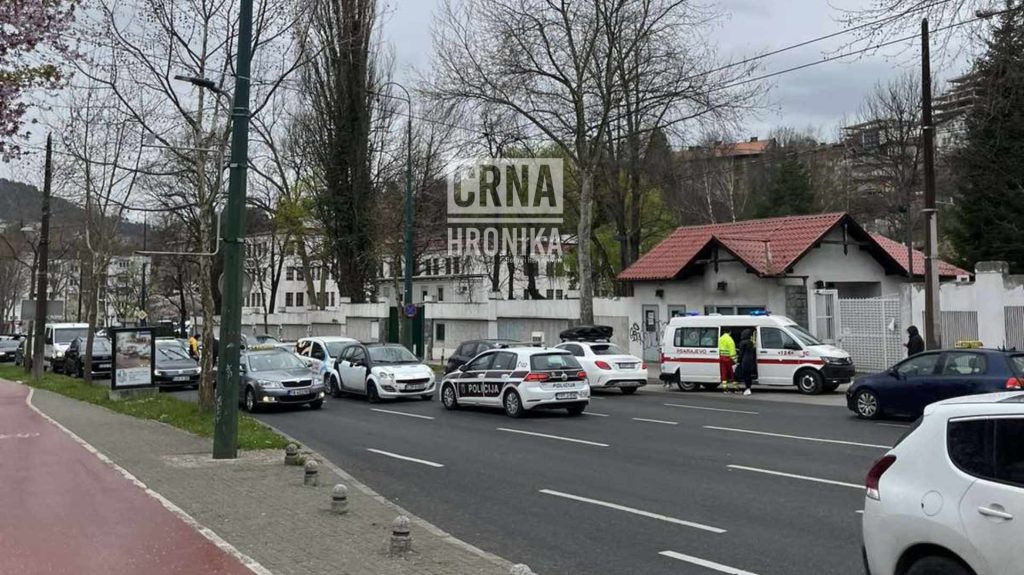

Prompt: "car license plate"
[404,384,425,391]
[289,389,309,396]
[98,364,110,370]
[556,392,577,400]
[172,376,190,382]
[617,363,636,370]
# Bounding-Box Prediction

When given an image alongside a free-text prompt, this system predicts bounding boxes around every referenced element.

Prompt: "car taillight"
[641,362,647,370]
[1006,377,1022,390]
[865,455,897,501]
[576,370,587,380]
[594,360,612,370]
[524,372,549,382]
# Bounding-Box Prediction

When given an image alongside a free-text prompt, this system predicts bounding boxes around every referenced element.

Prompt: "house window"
[437,287,445,302]
[445,258,452,275]
[422,289,428,301]
[454,258,462,275]
[286,267,295,281]
[433,259,441,275]
[556,289,564,299]
[329,292,336,307]
[546,289,554,299]
[436,323,446,342]
[296,292,304,308]
[296,267,305,281]
[285,292,294,307]
[546,261,555,276]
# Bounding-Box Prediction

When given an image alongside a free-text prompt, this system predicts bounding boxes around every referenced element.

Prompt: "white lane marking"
[584,412,610,417]
[633,417,678,426]
[0,432,41,440]
[370,408,435,420]
[856,510,864,514]
[659,551,759,575]
[496,428,609,447]
[540,489,725,534]
[704,426,890,449]
[665,403,759,415]
[877,422,910,428]
[366,448,445,468]
[23,388,272,575]
[727,465,863,490]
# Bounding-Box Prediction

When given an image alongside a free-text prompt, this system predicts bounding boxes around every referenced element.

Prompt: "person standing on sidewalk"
[718,329,737,393]
[905,325,924,357]
[736,328,757,396]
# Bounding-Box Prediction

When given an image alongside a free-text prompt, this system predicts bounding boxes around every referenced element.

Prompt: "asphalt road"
[202,383,909,575]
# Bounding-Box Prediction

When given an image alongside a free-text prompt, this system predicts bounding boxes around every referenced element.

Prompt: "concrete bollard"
[389,515,412,556]
[303,460,319,487]
[509,565,537,575]
[284,443,300,466]
[331,484,349,514]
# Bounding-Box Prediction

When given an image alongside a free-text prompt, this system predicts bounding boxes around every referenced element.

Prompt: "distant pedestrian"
[718,329,737,393]
[188,333,200,361]
[736,329,757,396]
[905,326,925,357]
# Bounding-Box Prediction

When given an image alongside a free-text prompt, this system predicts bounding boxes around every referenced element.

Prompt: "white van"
[658,314,855,395]
[44,322,90,370]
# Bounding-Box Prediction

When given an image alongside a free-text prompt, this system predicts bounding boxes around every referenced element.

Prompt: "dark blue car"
[847,348,1024,419]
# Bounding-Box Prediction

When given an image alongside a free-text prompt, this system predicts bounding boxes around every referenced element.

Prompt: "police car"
[439,347,590,417]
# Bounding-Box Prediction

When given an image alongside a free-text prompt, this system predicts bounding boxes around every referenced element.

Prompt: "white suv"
[555,341,647,394]
[862,392,1024,575]
[439,347,590,417]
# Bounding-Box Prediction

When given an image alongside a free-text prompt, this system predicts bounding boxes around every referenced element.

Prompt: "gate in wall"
[837,295,903,373]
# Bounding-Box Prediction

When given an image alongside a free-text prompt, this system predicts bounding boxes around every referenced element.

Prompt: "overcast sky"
[381,0,971,142]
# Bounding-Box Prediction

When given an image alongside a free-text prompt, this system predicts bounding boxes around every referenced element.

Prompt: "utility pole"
[403,98,414,354]
[31,134,53,380]
[921,18,941,350]
[212,0,254,459]
[139,218,147,327]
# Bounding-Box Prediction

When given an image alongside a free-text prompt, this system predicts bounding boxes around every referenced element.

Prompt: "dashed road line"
[727,464,863,490]
[659,551,759,574]
[370,408,435,420]
[665,403,759,415]
[633,417,678,426]
[704,426,890,449]
[876,422,911,428]
[540,490,725,534]
[496,428,609,447]
[584,412,610,417]
[366,448,444,468]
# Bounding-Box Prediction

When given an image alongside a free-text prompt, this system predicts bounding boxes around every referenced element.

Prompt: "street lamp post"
[31,135,53,380]
[380,82,414,353]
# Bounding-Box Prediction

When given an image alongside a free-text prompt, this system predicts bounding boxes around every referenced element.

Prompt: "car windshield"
[530,353,582,371]
[54,328,88,343]
[91,339,112,353]
[1010,355,1024,376]
[590,343,625,355]
[157,346,191,362]
[247,352,305,372]
[326,341,353,357]
[368,345,418,364]
[786,324,823,347]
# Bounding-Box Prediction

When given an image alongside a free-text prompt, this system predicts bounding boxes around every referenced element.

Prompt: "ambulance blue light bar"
[749,310,770,316]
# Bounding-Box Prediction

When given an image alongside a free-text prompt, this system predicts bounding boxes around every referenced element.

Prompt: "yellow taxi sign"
[954,340,983,349]
[247,343,279,351]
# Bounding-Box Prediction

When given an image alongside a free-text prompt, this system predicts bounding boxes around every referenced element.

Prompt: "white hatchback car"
[439,347,590,417]
[555,341,647,394]
[862,392,1024,575]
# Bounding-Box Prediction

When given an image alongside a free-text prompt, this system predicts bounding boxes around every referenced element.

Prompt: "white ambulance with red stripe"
[658,313,855,395]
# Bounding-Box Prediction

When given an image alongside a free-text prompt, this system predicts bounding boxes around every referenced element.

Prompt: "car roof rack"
[558,325,614,343]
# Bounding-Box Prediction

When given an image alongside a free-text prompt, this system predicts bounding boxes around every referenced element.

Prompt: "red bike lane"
[0,381,256,575]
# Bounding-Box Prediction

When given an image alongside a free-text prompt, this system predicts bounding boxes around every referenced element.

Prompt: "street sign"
[111,327,155,390]
[20,300,64,321]
[403,304,418,318]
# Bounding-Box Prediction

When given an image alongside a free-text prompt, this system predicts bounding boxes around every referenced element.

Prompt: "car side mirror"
[785,343,801,351]
[888,367,902,379]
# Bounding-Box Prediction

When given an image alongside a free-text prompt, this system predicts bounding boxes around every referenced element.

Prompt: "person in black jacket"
[736,328,757,396]
[905,325,925,357]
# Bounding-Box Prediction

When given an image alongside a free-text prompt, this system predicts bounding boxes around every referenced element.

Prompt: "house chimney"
[749,137,758,143]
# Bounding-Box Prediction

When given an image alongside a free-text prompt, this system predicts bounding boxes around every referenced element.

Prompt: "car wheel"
[503,390,524,418]
[855,389,882,419]
[566,403,586,416]
[326,375,342,398]
[244,388,259,413]
[906,556,972,575]
[441,384,458,410]
[309,399,324,410]
[367,381,381,403]
[620,386,637,395]
[796,369,824,395]
[676,380,699,392]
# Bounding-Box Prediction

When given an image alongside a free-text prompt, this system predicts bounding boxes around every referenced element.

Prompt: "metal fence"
[923,311,979,348]
[1005,306,1024,351]
[838,296,903,373]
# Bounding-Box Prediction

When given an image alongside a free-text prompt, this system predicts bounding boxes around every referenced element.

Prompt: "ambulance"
[658,313,855,395]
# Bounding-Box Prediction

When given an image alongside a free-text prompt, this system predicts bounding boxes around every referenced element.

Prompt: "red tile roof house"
[616,213,968,355]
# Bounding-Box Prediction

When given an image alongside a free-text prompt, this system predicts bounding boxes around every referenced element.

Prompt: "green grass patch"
[0,365,288,450]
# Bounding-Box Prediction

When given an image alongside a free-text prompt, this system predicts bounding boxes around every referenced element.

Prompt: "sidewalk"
[3,380,511,575]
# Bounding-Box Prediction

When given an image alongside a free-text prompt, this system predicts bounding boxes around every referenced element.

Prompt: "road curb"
[259,419,516,572]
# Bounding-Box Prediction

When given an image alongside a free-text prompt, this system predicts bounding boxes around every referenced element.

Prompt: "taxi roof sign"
[954,340,984,349]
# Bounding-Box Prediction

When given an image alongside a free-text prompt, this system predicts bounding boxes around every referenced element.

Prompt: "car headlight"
[821,356,846,365]
[56,351,65,358]
[257,379,282,389]
[378,371,395,380]
[154,370,166,377]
